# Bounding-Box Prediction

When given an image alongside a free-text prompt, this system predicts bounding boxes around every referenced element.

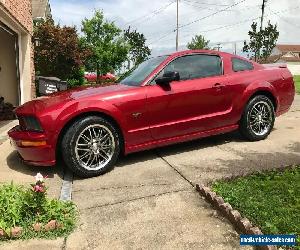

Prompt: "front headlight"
[18,116,43,132]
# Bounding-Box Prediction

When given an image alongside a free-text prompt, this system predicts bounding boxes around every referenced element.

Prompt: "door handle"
[213,83,225,90]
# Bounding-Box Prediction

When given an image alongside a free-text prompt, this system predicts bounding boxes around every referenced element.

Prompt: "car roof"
[159,49,257,64]
[162,49,230,57]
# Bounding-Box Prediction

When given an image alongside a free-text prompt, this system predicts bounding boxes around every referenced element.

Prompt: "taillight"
[18,116,43,132]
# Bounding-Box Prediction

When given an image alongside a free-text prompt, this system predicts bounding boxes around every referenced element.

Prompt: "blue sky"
[50,0,300,56]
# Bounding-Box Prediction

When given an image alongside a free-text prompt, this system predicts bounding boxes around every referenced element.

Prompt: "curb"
[195,184,277,250]
[59,169,73,201]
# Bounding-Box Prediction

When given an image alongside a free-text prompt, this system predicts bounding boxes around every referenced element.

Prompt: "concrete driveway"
[65,95,300,250]
[1,95,299,250]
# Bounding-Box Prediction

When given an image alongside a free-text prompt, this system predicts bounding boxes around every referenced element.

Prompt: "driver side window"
[152,54,222,84]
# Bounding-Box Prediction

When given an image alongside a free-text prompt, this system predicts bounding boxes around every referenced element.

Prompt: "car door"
[146,53,233,141]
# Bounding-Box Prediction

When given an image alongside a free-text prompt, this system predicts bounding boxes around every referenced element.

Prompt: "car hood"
[16,83,135,115]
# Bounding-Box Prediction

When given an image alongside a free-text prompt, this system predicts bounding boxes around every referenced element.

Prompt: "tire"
[61,116,121,178]
[239,95,275,141]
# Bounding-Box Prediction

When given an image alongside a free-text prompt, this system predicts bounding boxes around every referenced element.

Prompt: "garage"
[0,21,20,107]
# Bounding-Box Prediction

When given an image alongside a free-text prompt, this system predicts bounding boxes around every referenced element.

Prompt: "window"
[232,58,254,72]
[120,56,168,86]
[154,54,222,83]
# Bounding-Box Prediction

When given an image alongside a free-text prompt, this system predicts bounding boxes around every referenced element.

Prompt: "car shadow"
[115,130,244,168]
[6,150,64,180]
[7,129,299,183]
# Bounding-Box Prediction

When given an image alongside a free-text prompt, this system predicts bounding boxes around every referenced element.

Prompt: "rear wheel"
[62,116,121,178]
[240,95,275,141]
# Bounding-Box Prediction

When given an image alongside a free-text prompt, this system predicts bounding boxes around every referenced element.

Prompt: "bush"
[0,174,77,240]
[67,67,86,88]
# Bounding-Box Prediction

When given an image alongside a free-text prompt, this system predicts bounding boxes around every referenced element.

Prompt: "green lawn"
[294,75,300,94]
[212,166,300,244]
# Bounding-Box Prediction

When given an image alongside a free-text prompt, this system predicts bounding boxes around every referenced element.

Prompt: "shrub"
[0,174,77,240]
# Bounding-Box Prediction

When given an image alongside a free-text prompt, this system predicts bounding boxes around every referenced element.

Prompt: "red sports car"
[84,72,116,82]
[8,50,295,177]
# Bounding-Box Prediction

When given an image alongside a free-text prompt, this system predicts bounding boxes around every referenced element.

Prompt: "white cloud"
[50,0,300,56]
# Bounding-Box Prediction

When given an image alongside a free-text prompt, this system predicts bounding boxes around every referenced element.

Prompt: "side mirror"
[155,71,180,85]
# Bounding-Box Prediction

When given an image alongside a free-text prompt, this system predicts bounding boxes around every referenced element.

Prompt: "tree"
[243,21,279,63]
[187,35,210,50]
[81,11,129,83]
[33,20,87,86]
[124,27,151,68]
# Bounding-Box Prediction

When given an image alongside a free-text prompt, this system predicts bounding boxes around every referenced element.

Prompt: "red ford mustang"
[8,50,295,177]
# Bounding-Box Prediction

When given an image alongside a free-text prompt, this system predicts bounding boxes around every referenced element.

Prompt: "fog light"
[19,141,47,147]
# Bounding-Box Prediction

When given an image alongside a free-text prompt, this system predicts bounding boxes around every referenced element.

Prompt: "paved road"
[1,95,299,249]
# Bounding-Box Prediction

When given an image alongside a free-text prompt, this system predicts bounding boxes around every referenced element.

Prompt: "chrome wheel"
[248,101,273,136]
[75,124,115,171]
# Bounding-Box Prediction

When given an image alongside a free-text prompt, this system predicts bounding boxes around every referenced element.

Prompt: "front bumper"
[8,126,56,166]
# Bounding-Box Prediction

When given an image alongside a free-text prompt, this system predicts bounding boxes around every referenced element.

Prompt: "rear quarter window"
[232,58,254,72]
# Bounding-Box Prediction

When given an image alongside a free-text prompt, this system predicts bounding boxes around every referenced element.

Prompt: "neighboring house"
[32,0,51,20]
[267,44,300,75]
[0,0,51,108]
[268,45,300,63]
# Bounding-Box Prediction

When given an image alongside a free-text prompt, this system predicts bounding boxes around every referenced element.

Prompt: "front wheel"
[239,95,275,141]
[62,116,121,178]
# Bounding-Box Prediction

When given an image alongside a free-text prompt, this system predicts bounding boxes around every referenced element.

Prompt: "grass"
[212,166,300,247]
[0,182,77,242]
[294,75,300,94]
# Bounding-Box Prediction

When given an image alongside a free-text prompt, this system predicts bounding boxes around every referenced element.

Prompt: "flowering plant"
[28,173,48,216]
[31,173,47,194]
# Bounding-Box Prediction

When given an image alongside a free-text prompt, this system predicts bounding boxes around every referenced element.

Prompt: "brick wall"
[1,0,33,34]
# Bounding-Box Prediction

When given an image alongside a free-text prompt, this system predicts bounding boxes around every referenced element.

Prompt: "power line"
[183,0,230,7]
[182,1,217,12]
[180,5,299,39]
[148,5,299,46]
[178,0,247,29]
[267,7,300,29]
[148,30,175,45]
[124,1,175,27]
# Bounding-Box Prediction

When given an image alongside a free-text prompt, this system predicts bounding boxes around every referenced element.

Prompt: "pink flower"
[33,185,44,193]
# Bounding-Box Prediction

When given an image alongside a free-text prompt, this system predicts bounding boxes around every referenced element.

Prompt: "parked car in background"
[8,50,295,178]
[84,72,116,82]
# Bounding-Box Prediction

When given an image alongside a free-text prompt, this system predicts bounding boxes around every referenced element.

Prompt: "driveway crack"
[72,183,171,193]
[155,150,195,187]
[83,188,190,210]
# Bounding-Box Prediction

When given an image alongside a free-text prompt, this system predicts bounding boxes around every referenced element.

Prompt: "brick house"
[0,0,50,109]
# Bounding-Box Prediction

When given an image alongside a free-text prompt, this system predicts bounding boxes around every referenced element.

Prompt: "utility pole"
[234,42,237,55]
[176,0,179,51]
[260,0,267,30]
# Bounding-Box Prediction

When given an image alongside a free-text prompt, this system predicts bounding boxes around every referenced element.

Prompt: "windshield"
[120,56,168,86]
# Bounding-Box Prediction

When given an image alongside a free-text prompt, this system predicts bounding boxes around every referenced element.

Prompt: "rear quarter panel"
[228,65,294,121]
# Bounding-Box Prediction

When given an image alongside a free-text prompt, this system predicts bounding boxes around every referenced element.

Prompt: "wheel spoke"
[79,151,91,160]
[248,100,273,136]
[75,124,115,171]
[78,148,90,152]
[81,134,89,143]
